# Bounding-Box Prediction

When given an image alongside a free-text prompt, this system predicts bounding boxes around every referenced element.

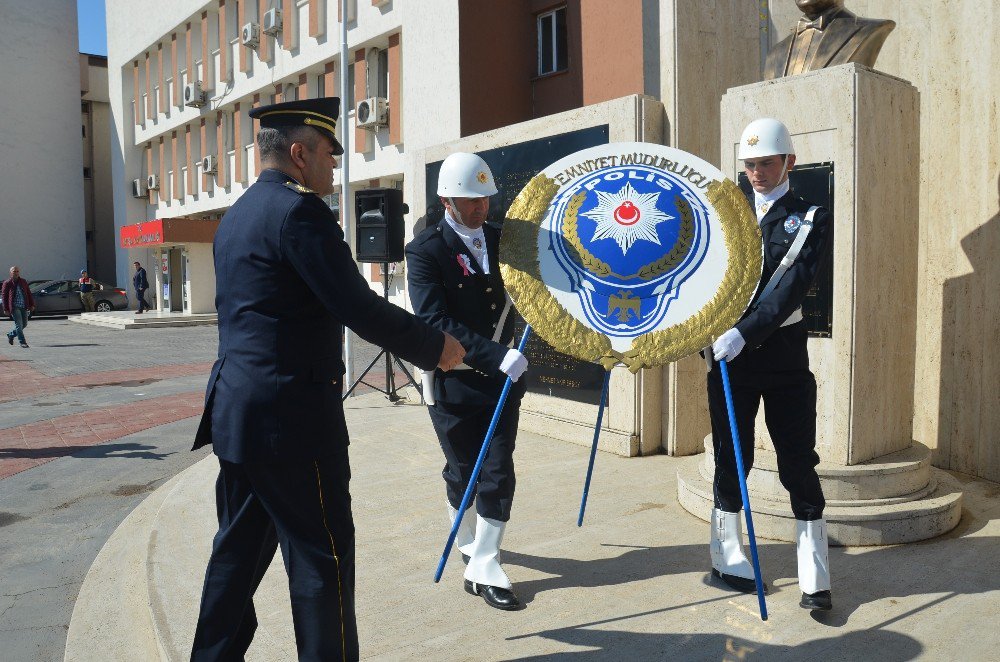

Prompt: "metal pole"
[340,0,354,389]
[434,326,532,582]
[577,370,611,527]
[719,359,768,621]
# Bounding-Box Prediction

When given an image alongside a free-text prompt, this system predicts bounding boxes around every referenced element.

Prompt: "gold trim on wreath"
[500,175,760,373]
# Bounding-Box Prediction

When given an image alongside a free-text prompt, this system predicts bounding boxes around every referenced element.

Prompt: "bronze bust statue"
[764,0,896,80]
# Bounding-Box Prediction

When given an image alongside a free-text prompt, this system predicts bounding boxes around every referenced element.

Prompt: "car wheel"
[95,300,113,312]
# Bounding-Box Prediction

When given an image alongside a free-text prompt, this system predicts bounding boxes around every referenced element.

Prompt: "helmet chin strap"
[776,155,790,190]
[447,197,466,227]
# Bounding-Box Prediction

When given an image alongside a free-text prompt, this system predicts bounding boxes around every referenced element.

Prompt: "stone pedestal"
[677,64,963,544]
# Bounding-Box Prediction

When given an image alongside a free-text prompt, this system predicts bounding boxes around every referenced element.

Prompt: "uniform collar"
[443,209,486,243]
[257,168,302,185]
[753,179,790,222]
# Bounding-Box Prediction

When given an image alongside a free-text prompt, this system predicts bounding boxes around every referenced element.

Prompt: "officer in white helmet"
[405,152,529,610]
[707,118,834,611]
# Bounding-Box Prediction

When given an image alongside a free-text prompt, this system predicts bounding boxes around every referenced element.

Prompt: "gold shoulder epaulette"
[283,181,315,195]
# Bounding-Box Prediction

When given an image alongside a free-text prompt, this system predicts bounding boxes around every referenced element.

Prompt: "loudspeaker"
[355,188,406,263]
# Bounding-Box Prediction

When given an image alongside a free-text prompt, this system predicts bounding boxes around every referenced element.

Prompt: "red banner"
[120,219,164,248]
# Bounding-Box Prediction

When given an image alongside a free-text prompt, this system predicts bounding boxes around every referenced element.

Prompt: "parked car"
[28,279,130,315]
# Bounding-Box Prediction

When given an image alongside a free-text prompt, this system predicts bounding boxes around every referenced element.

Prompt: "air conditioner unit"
[241,23,260,49]
[262,8,282,35]
[356,97,389,131]
[131,178,146,198]
[183,81,207,108]
[147,174,160,191]
[201,155,218,174]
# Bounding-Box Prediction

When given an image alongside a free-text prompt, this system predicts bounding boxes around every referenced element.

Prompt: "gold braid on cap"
[258,110,338,136]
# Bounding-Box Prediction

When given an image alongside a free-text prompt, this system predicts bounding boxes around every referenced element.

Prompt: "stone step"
[676,454,963,546]
[698,436,934,502]
[71,312,218,330]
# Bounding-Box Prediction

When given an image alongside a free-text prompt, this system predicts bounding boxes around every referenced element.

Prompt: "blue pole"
[719,359,768,621]
[434,325,532,583]
[577,370,611,527]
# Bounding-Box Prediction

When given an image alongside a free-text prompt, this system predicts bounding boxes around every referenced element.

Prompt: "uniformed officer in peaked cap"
[190,97,466,661]
[707,118,834,611]
[405,152,530,611]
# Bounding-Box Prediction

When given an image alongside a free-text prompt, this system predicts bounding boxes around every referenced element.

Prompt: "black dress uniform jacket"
[708,189,832,521]
[405,219,522,405]
[405,218,524,522]
[731,191,832,371]
[193,168,444,462]
[190,169,444,661]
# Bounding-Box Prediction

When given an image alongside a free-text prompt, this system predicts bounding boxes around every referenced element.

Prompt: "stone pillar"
[677,64,963,545]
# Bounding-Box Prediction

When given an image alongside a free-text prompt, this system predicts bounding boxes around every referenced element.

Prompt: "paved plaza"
[2,317,1000,660]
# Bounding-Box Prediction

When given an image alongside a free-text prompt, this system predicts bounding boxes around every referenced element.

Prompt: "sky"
[78,0,108,56]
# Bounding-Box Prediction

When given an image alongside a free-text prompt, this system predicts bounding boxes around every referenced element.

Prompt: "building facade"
[0,0,88,283]
[105,1,1000,486]
[81,54,117,283]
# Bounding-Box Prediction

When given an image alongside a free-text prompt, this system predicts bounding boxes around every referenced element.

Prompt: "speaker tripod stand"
[342,262,422,403]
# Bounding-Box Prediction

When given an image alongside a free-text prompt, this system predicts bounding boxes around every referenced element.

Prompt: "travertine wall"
[767,1,1000,481]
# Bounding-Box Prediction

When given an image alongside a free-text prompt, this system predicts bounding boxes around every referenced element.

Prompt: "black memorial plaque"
[738,162,834,338]
[425,126,611,405]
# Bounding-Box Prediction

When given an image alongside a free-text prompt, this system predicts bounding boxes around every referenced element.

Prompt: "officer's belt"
[452,294,514,371]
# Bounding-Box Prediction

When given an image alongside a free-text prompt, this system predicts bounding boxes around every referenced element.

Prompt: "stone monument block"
[677,64,962,545]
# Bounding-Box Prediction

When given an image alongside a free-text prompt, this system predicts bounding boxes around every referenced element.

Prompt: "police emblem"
[784,215,802,233]
[747,135,759,146]
[500,143,761,371]
[477,171,488,184]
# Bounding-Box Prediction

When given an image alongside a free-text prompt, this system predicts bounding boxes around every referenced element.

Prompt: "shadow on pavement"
[1,443,175,461]
[507,626,922,661]
[505,529,1000,627]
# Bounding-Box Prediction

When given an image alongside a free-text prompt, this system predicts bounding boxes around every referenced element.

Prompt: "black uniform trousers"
[190,448,358,662]
[427,387,523,523]
[707,323,825,521]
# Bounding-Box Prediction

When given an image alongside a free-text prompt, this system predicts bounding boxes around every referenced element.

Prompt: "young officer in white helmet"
[405,152,529,610]
[708,118,834,611]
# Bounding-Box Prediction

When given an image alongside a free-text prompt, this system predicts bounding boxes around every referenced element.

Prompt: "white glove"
[712,328,746,362]
[499,349,528,382]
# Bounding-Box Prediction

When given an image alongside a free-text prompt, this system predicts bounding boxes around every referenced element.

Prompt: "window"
[537,7,567,76]
[376,48,388,98]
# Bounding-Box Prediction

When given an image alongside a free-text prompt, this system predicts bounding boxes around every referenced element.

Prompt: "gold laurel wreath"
[500,175,760,373]
[562,192,695,280]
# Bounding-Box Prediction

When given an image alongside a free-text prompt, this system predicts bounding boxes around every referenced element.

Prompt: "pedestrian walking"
[133,261,149,314]
[2,266,35,348]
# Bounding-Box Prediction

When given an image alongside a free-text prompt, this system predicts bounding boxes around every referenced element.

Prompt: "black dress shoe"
[800,590,832,610]
[711,568,768,594]
[464,579,521,610]
[7,335,12,345]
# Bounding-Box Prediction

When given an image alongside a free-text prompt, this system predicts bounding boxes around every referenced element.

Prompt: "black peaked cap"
[249,97,344,156]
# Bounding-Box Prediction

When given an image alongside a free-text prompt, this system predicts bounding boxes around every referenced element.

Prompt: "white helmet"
[436,152,498,198]
[738,118,795,159]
